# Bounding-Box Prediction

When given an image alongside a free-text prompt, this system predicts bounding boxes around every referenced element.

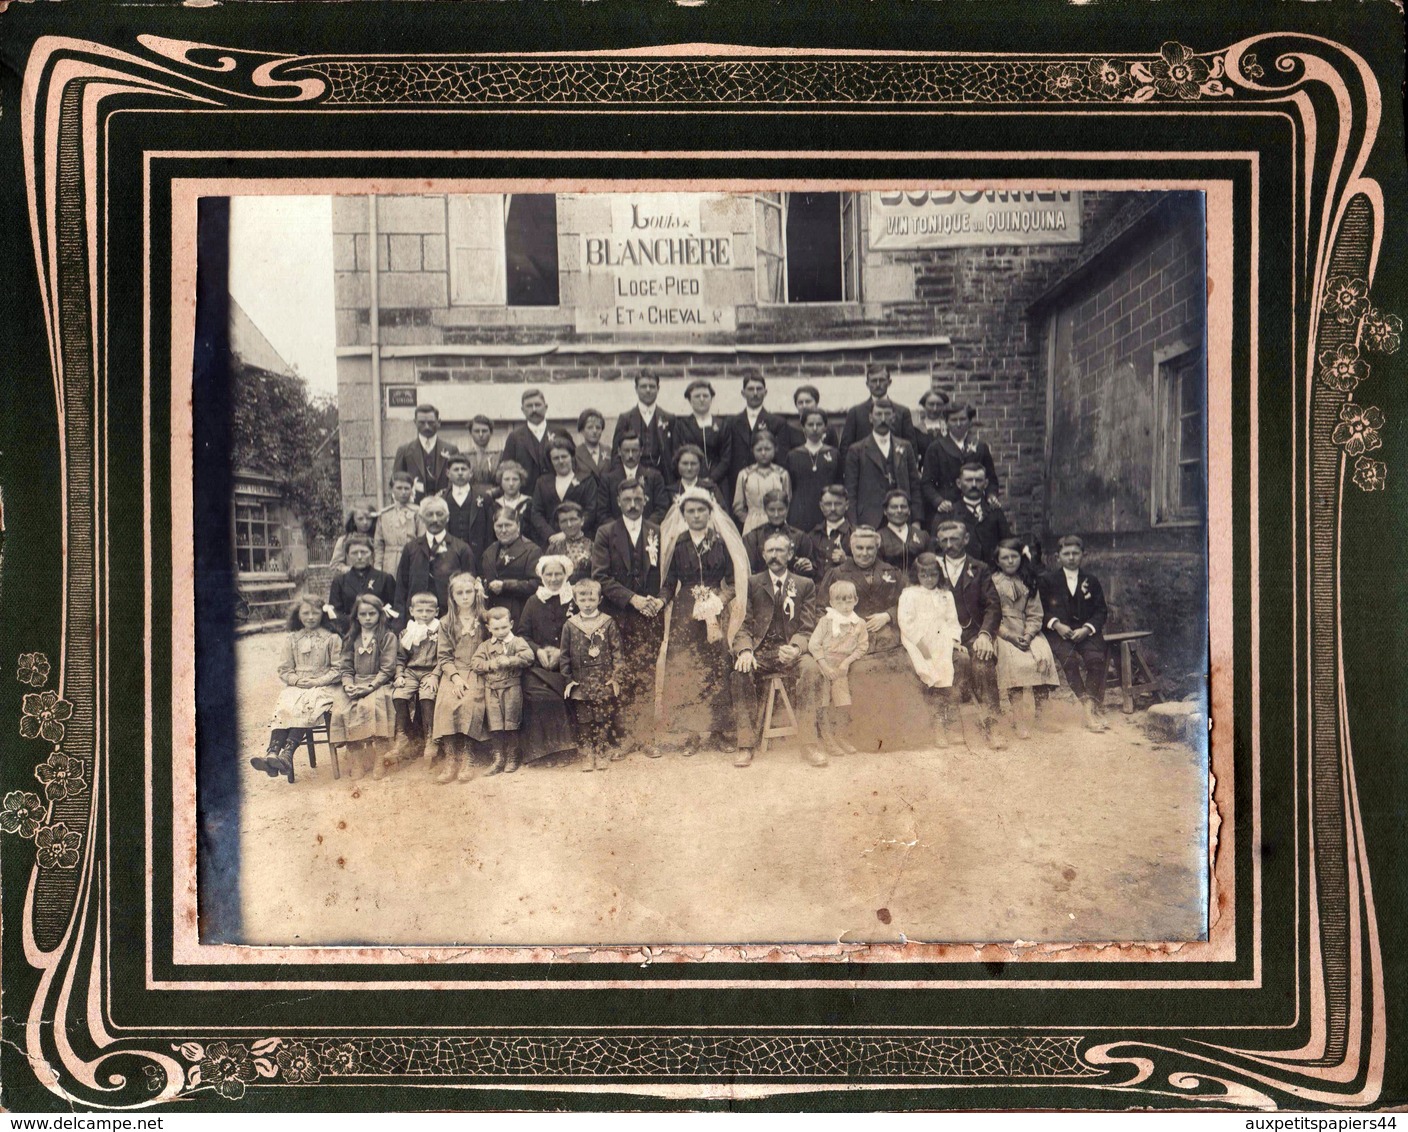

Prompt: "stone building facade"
[331,188,1206,680]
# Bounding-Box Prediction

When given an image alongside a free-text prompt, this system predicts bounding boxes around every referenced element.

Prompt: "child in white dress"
[898,553,965,747]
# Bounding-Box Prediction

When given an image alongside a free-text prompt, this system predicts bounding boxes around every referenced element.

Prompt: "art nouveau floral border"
[3,26,1394,1109]
[1318,277,1398,491]
[4,653,87,870]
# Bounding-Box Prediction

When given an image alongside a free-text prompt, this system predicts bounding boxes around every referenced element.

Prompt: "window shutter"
[448,195,507,305]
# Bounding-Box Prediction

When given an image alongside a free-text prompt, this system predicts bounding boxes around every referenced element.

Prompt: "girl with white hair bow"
[654,485,751,752]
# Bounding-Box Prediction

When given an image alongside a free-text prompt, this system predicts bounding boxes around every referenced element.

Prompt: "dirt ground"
[230,631,1207,947]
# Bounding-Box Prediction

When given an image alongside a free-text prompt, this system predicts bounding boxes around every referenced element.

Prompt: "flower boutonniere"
[645,531,659,567]
[500,550,513,565]
[1080,579,1092,598]
[967,564,976,579]
[783,580,798,619]
[881,570,897,585]
[822,450,834,464]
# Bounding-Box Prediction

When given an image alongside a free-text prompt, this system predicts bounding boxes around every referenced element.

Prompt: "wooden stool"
[301,714,342,781]
[1104,630,1162,714]
[755,675,800,753]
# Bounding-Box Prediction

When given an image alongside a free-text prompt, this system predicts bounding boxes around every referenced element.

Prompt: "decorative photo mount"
[0,5,1400,1113]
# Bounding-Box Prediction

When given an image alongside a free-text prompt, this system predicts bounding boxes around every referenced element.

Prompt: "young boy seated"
[807,579,870,755]
[385,591,441,778]
[471,607,536,775]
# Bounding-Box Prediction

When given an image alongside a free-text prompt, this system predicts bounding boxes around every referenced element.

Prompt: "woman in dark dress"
[515,554,578,765]
[480,509,542,625]
[785,407,843,533]
[529,435,605,543]
[656,486,751,751]
[877,489,933,582]
[670,379,731,486]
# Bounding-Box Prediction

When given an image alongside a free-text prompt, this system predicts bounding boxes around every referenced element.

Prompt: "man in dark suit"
[922,402,1001,509]
[741,490,819,579]
[500,387,566,497]
[843,400,924,530]
[838,364,918,452]
[393,496,476,617]
[810,485,855,571]
[720,375,790,502]
[590,479,666,758]
[730,530,827,767]
[325,534,398,633]
[939,463,1012,565]
[391,403,460,502]
[439,453,486,562]
[1039,535,1111,732]
[609,371,674,479]
[602,432,670,523]
[933,520,1007,748]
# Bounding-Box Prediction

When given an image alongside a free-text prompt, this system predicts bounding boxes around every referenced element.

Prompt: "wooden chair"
[1103,630,1162,714]
[755,675,800,753]
[300,713,342,781]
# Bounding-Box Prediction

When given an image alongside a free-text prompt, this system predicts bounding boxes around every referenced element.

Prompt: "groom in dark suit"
[391,403,460,502]
[590,479,666,757]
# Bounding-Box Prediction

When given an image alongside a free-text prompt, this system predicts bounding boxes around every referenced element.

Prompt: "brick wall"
[1042,194,1208,681]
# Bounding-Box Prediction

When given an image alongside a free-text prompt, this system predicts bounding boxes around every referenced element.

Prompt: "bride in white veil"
[653,485,752,750]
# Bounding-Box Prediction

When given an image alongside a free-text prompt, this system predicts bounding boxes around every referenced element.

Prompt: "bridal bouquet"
[691,585,726,642]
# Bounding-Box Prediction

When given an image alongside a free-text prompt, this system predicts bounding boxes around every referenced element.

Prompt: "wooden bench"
[1103,630,1162,714]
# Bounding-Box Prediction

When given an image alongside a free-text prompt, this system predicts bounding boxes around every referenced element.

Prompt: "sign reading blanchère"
[575,194,736,334]
[869,190,1083,249]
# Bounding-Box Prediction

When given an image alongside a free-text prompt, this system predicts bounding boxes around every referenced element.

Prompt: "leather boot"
[503,740,521,774]
[277,739,300,782]
[979,716,1009,751]
[1082,699,1106,733]
[371,742,391,780]
[434,745,457,784]
[484,737,507,776]
[455,749,475,782]
[345,742,363,781]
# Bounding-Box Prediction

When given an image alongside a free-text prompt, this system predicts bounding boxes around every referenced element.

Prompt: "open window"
[754,191,860,304]
[448,193,559,306]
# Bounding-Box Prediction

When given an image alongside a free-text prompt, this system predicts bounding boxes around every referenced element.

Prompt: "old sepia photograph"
[208,186,1211,949]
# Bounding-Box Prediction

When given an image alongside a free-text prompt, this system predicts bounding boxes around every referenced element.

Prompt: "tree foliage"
[230,363,342,546]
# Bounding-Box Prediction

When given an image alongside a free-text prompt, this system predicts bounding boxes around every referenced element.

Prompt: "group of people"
[249,366,1114,783]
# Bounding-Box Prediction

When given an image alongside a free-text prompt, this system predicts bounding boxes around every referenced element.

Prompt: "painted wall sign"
[869,190,1083,249]
[576,194,736,334]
